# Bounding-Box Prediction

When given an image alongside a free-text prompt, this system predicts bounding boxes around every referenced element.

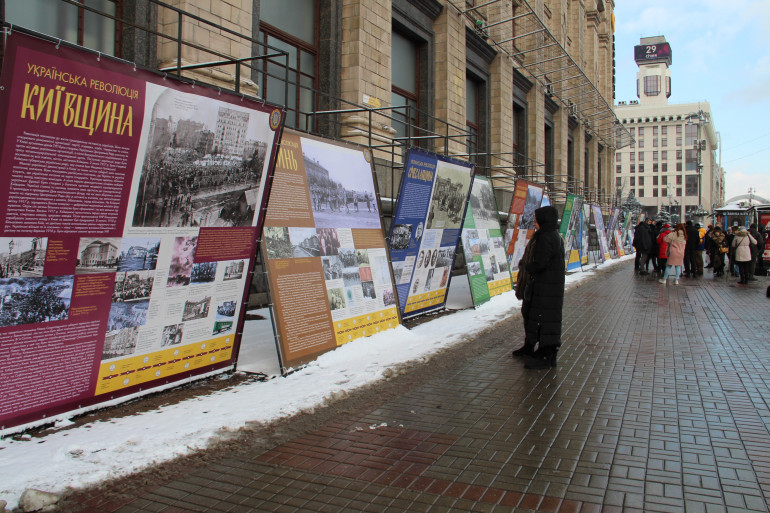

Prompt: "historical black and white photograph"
[76,238,121,274]
[102,327,139,360]
[361,281,376,299]
[322,255,343,280]
[301,137,380,229]
[392,261,404,284]
[161,324,184,347]
[0,276,73,327]
[264,227,292,259]
[424,268,435,291]
[0,237,47,278]
[416,250,427,269]
[107,299,149,331]
[355,249,370,266]
[342,268,362,288]
[436,248,454,268]
[191,262,217,284]
[426,162,472,229]
[318,228,341,256]
[328,288,346,311]
[167,236,198,287]
[132,88,274,228]
[468,179,500,229]
[223,259,245,280]
[113,270,154,302]
[467,261,482,276]
[289,228,321,257]
[430,249,438,267]
[116,237,160,272]
[519,184,544,230]
[489,255,499,275]
[182,296,211,322]
[485,263,495,281]
[390,224,412,250]
[338,248,357,268]
[214,300,236,334]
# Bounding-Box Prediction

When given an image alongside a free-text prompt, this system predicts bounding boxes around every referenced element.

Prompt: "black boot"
[512,344,535,358]
[525,348,557,369]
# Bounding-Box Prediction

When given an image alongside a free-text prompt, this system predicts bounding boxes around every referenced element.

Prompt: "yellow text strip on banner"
[404,289,447,314]
[95,335,235,395]
[333,308,400,346]
[489,278,513,297]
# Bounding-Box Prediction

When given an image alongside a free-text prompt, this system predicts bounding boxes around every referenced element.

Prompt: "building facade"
[614,36,724,223]
[3,0,626,214]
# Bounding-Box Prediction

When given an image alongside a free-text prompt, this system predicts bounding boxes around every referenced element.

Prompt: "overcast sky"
[613,0,770,204]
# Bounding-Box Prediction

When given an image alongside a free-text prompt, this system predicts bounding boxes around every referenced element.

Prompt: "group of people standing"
[633,217,766,285]
[508,208,767,373]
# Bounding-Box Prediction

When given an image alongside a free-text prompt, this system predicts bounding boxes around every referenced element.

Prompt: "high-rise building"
[614,36,724,223]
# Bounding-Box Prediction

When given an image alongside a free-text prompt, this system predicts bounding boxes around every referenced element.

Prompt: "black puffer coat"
[522,206,565,349]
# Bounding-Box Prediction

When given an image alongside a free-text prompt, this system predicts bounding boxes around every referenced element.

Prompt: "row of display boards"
[0,32,634,433]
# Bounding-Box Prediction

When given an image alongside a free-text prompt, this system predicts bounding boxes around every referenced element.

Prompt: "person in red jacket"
[656,223,673,271]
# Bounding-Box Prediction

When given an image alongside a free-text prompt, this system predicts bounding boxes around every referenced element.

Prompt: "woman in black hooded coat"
[512,205,565,369]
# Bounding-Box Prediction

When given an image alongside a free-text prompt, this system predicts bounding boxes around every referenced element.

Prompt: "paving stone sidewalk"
[63,263,770,512]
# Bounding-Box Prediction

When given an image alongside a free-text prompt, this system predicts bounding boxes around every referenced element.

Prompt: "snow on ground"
[0,255,633,509]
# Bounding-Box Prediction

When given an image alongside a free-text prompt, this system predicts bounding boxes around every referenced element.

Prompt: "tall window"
[544,123,554,184]
[392,29,420,140]
[685,124,698,147]
[513,103,526,170]
[5,0,118,55]
[685,175,698,196]
[644,76,660,96]
[685,149,698,171]
[466,75,480,164]
[258,0,318,129]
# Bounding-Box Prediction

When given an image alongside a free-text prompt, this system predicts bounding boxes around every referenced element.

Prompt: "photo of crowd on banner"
[303,140,380,229]
[131,88,274,229]
[0,275,73,328]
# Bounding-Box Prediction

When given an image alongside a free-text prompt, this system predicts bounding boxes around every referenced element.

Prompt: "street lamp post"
[686,110,710,221]
[6,239,14,278]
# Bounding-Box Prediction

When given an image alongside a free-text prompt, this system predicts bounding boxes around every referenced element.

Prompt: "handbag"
[719,246,729,254]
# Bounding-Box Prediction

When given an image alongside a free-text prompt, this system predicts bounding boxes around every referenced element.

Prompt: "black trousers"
[684,249,697,275]
[738,261,751,283]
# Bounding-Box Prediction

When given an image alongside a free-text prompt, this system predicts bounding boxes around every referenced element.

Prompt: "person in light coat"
[660,223,687,285]
[732,226,757,285]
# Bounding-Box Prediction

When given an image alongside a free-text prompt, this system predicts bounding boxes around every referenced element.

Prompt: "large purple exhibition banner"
[0,32,284,431]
